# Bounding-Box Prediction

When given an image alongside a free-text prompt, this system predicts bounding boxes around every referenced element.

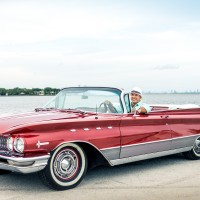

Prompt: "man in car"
[103,87,151,114]
[130,87,151,114]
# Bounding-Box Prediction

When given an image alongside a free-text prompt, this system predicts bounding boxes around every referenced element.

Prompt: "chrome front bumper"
[0,154,50,174]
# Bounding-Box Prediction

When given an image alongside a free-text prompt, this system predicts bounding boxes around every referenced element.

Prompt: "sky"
[0,0,200,92]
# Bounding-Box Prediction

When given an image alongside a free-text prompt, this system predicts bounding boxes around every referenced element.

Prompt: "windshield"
[43,87,123,114]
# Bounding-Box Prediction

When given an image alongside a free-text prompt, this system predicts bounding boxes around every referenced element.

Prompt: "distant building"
[39,90,44,96]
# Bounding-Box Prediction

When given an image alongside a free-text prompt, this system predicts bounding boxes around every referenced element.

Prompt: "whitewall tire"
[39,143,88,190]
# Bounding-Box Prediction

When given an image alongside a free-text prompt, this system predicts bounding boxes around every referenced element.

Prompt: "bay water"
[0,94,200,116]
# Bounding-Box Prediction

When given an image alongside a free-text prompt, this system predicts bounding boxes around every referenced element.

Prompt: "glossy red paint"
[1,108,200,158]
[0,111,121,157]
[120,113,171,145]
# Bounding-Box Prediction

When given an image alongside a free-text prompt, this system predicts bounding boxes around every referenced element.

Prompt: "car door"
[119,113,172,158]
[162,109,200,150]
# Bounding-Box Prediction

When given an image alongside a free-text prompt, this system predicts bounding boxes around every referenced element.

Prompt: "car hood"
[0,110,86,134]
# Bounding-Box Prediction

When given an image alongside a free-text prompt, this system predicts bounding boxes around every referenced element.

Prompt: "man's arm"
[138,104,151,114]
[137,107,148,114]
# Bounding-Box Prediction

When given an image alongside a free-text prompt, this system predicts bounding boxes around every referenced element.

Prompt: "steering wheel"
[99,101,118,113]
[99,102,108,113]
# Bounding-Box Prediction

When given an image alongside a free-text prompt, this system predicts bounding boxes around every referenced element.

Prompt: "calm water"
[0,94,200,116]
[0,96,52,116]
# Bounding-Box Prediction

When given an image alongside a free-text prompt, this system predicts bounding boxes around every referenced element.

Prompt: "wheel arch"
[183,135,200,160]
[51,141,112,168]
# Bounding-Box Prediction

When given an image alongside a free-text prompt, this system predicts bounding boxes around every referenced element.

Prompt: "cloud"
[154,65,180,70]
[0,1,139,45]
[0,1,200,92]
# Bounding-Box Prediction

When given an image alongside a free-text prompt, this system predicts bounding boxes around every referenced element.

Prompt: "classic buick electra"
[0,87,200,190]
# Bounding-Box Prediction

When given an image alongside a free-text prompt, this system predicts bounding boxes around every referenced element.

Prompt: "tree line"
[0,87,60,96]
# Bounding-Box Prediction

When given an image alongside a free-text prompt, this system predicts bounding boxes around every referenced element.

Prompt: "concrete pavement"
[0,154,200,200]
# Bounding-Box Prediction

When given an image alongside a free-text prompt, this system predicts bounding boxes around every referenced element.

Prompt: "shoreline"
[1,93,200,97]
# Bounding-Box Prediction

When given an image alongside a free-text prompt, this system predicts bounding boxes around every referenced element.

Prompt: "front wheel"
[183,137,200,160]
[39,143,88,190]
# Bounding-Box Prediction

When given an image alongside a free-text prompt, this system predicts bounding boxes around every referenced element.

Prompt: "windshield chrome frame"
[43,87,128,114]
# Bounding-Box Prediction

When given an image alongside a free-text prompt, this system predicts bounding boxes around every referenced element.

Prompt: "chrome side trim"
[172,134,200,149]
[122,138,172,148]
[101,134,200,165]
[110,147,192,166]
[173,134,200,140]
[121,139,171,158]
[100,147,120,160]
[100,134,200,151]
[121,134,200,149]
[100,146,121,151]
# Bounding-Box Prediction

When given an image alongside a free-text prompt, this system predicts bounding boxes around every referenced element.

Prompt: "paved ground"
[0,154,200,200]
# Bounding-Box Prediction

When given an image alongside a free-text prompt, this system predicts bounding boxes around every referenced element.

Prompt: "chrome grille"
[0,136,7,150]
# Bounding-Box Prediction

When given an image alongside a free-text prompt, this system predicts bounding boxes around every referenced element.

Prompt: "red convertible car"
[0,87,200,190]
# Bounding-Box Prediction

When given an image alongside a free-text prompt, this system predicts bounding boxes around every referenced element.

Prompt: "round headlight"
[7,137,13,151]
[14,138,25,153]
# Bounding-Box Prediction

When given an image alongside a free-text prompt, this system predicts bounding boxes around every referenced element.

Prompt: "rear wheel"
[183,137,200,160]
[39,143,88,190]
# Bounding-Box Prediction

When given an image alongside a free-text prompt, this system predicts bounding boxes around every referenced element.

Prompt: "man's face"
[130,93,141,104]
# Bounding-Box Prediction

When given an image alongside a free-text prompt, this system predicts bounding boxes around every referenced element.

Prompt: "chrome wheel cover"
[193,138,200,156]
[53,148,79,181]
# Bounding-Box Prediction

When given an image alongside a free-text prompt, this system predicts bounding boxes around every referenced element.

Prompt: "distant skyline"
[0,0,200,92]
